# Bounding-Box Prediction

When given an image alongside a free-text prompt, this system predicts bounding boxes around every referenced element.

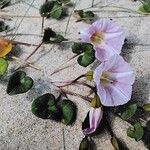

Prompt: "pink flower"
[80,19,125,61]
[93,55,135,106]
[82,107,103,135]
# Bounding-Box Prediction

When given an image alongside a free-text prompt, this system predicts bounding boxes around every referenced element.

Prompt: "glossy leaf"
[51,2,62,19]
[127,122,144,141]
[72,42,95,67]
[72,42,93,54]
[60,99,76,125]
[32,93,61,120]
[7,71,33,95]
[0,58,8,76]
[77,49,95,67]
[0,38,12,57]
[121,103,137,120]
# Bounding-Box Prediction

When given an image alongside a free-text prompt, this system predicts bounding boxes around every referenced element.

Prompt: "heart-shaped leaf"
[40,1,64,19]
[0,58,8,76]
[121,103,137,120]
[51,2,62,19]
[72,42,93,54]
[60,99,76,125]
[72,42,95,67]
[77,49,95,67]
[0,38,12,57]
[7,71,33,95]
[32,93,61,120]
[127,122,144,141]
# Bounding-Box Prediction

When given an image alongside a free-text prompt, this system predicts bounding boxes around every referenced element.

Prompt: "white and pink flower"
[93,55,135,106]
[80,19,125,61]
[82,107,103,135]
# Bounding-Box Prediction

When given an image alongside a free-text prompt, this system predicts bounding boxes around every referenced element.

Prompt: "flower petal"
[99,83,132,106]
[94,55,135,106]
[95,44,117,61]
[82,107,103,135]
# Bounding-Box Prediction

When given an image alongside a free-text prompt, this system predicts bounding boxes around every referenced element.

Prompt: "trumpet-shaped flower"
[82,107,103,135]
[93,55,135,106]
[80,19,125,61]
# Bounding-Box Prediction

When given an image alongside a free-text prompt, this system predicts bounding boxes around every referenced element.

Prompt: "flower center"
[90,32,104,44]
[100,72,113,85]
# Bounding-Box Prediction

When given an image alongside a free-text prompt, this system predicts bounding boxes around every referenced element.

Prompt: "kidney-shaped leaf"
[60,99,76,125]
[31,93,61,120]
[7,71,33,95]
[77,49,95,67]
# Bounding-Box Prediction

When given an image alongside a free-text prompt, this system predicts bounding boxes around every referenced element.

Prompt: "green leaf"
[40,1,55,17]
[43,28,56,43]
[60,99,76,125]
[43,28,66,43]
[143,2,150,12]
[79,136,95,150]
[143,103,150,112]
[72,42,93,54]
[127,122,144,141]
[0,58,8,76]
[72,42,95,67]
[32,93,61,120]
[139,2,150,13]
[50,34,67,43]
[51,2,62,19]
[77,49,95,67]
[74,10,95,23]
[0,21,9,32]
[121,103,137,120]
[7,71,33,95]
